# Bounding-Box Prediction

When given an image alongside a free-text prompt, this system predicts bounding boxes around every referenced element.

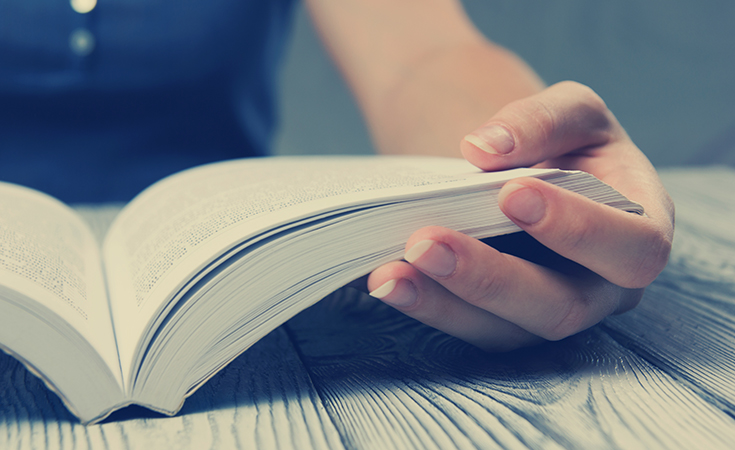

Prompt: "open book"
[0,156,642,424]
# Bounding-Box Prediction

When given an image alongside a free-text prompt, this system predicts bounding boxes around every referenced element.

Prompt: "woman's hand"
[367,81,675,352]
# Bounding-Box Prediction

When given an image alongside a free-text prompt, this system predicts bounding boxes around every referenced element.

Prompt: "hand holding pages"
[0,156,642,423]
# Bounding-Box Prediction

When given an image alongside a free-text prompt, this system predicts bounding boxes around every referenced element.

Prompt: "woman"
[0,0,674,350]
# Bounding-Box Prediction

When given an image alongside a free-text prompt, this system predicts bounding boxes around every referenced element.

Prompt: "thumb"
[460,81,621,171]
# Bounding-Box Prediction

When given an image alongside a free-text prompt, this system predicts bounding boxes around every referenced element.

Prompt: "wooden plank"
[0,327,344,450]
[603,166,735,414]
[287,288,735,449]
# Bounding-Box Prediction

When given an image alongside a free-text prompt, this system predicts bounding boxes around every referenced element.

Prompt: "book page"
[103,156,554,381]
[0,183,121,383]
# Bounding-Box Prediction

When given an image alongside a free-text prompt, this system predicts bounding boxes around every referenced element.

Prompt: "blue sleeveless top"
[0,0,296,202]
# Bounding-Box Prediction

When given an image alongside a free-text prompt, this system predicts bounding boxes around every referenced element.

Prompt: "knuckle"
[527,98,557,148]
[622,229,673,288]
[543,281,617,341]
[552,81,616,142]
[459,265,509,310]
[501,95,556,150]
[543,299,588,341]
[555,81,608,112]
[554,214,599,255]
[615,288,645,314]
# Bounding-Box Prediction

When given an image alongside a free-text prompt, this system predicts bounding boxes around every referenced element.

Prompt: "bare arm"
[304,0,544,156]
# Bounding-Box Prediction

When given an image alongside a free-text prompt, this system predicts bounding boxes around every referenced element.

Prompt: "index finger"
[498,177,672,290]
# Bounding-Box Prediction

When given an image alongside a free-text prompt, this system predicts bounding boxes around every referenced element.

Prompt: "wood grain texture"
[0,328,344,450]
[288,288,735,450]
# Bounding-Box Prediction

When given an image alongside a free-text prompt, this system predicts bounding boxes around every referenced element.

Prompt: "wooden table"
[2,167,734,449]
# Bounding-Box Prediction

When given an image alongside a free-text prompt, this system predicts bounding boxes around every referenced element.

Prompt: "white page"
[0,183,121,385]
[103,156,555,383]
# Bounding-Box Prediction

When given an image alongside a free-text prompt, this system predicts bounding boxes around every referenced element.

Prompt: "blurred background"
[275,0,735,167]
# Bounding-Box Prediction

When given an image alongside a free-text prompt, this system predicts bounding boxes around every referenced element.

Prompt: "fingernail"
[405,239,457,277]
[500,183,546,225]
[369,279,418,307]
[464,125,515,155]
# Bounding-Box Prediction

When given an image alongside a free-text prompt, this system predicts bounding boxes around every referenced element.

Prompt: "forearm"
[369,42,545,157]
[305,0,544,157]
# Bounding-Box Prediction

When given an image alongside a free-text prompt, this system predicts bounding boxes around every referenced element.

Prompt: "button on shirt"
[69,0,97,56]
[0,0,296,202]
